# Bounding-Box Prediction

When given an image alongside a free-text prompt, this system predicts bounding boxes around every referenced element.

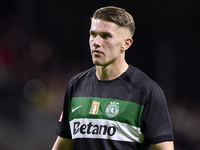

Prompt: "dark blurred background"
[0,0,199,149]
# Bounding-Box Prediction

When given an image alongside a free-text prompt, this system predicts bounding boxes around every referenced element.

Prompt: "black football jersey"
[56,65,174,150]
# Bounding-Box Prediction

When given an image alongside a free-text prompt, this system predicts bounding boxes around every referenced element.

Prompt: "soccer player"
[52,6,174,150]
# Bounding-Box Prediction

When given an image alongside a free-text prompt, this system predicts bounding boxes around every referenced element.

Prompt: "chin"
[93,62,111,68]
[93,61,102,66]
[92,60,103,66]
[92,59,111,67]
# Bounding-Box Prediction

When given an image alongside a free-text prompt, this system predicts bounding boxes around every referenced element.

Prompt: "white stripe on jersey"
[70,118,144,143]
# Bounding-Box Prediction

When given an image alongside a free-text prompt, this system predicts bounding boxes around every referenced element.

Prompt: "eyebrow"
[89,30,112,36]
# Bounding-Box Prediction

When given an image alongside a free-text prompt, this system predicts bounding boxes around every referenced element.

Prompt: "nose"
[93,35,101,48]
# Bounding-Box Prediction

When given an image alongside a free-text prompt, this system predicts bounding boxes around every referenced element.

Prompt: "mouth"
[92,50,104,55]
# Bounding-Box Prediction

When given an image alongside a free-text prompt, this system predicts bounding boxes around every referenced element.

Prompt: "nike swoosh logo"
[72,105,82,113]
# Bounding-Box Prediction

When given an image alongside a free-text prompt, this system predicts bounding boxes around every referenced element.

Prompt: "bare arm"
[52,136,72,150]
[150,141,174,150]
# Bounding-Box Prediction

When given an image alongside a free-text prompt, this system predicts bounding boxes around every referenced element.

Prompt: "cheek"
[104,39,115,48]
[105,40,122,51]
[89,38,93,47]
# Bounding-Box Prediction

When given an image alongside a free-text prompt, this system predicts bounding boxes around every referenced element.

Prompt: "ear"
[122,38,133,51]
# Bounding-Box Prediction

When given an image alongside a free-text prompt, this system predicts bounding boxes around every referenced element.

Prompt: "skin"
[52,136,72,150]
[52,18,174,150]
[89,19,133,80]
[151,141,174,150]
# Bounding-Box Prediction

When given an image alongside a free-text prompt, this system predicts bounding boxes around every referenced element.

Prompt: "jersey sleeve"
[140,84,174,144]
[55,86,72,139]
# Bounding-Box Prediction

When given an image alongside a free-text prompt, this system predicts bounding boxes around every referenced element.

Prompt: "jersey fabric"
[55,65,174,150]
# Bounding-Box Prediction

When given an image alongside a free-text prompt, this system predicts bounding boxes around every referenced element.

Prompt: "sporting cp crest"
[105,101,120,118]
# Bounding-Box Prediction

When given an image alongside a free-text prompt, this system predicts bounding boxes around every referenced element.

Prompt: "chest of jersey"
[68,77,145,143]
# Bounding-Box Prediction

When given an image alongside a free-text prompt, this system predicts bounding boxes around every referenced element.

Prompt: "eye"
[90,31,97,38]
[101,34,109,39]
[101,34,110,39]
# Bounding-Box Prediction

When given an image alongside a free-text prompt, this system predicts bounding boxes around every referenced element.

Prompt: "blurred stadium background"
[0,0,199,149]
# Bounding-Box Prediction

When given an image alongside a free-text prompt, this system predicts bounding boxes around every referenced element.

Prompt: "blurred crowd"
[0,13,88,149]
[0,1,200,150]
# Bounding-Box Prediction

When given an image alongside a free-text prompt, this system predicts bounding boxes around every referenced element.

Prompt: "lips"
[92,50,104,55]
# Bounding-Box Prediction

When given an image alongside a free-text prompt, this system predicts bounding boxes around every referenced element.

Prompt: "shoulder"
[127,65,167,105]
[125,65,160,93]
[68,66,96,86]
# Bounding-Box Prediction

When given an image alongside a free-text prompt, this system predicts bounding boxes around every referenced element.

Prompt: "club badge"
[105,101,120,118]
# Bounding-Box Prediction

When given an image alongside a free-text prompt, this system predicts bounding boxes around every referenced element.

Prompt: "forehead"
[90,19,119,32]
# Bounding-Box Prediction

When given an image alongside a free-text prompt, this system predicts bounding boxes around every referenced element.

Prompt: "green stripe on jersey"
[69,97,144,127]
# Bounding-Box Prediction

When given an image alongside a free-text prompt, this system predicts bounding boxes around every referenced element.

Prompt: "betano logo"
[73,122,116,136]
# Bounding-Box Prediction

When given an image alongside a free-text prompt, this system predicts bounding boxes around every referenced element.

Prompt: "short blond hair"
[92,6,136,37]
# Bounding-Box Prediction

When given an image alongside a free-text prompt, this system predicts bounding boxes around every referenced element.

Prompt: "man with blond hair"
[52,6,174,150]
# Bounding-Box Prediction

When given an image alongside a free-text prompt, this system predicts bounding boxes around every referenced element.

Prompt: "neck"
[96,62,129,80]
